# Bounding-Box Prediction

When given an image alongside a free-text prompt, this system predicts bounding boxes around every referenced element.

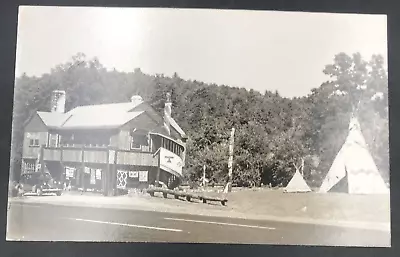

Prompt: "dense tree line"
[10,52,389,188]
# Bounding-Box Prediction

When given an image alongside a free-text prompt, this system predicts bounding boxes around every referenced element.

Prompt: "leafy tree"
[11,52,389,188]
[311,53,389,184]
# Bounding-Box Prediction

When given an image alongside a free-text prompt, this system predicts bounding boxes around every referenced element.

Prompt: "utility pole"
[227,127,235,193]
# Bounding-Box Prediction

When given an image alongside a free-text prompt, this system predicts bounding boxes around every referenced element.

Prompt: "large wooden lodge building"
[21,90,188,195]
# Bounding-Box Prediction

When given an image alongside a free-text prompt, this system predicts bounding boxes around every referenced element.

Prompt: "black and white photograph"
[6,6,390,247]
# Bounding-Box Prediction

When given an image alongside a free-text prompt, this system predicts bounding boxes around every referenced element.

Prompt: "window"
[130,133,149,150]
[130,137,142,150]
[29,138,40,147]
[27,132,40,147]
[49,134,59,147]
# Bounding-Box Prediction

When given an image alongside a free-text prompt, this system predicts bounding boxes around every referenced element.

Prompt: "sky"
[15,6,387,98]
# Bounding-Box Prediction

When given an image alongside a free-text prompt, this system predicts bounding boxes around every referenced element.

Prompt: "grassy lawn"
[182,187,390,223]
[230,188,389,222]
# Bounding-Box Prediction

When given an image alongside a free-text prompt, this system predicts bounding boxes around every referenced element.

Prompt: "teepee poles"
[293,158,305,177]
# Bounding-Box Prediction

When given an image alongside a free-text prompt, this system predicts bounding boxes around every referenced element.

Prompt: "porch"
[22,144,183,196]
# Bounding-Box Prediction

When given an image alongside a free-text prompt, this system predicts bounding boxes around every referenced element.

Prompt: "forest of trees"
[10,52,389,188]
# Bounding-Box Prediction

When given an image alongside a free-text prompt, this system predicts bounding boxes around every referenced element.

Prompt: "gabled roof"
[61,111,144,130]
[35,99,187,139]
[37,101,144,130]
[68,102,139,116]
[37,112,71,128]
[60,102,143,130]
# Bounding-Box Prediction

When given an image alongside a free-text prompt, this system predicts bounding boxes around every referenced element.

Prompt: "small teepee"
[319,117,389,194]
[284,160,311,193]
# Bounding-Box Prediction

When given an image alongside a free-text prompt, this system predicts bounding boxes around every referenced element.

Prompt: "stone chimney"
[164,92,172,135]
[51,90,66,113]
[130,95,143,106]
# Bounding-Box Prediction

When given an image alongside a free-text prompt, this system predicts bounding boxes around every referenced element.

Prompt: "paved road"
[6,202,390,247]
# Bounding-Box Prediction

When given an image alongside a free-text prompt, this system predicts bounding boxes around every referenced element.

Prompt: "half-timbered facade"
[21,91,187,196]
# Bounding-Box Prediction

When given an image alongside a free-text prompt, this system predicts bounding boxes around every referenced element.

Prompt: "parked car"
[9,180,20,197]
[18,172,63,196]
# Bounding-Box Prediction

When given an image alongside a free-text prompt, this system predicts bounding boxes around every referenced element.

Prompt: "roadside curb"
[8,197,390,232]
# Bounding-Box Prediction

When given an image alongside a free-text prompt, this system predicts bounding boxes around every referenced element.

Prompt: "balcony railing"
[43,148,61,161]
[117,151,158,166]
[84,150,108,164]
[24,131,186,177]
[41,147,157,167]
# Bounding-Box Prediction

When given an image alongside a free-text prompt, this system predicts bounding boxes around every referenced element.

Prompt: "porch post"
[109,149,117,196]
[155,137,163,187]
[156,152,161,187]
[39,145,44,173]
[81,146,85,192]
[60,145,65,187]
[104,149,110,196]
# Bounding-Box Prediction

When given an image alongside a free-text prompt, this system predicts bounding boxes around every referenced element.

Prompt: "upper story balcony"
[23,132,186,176]
[40,146,158,167]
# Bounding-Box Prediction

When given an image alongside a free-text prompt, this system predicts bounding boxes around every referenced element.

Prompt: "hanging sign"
[96,169,102,180]
[65,167,75,178]
[84,167,91,174]
[90,170,96,185]
[139,171,148,182]
[35,163,41,172]
[117,170,128,189]
[129,171,139,178]
[159,148,183,177]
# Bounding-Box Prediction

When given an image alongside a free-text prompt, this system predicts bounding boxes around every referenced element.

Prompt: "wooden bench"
[146,187,228,206]
[198,195,228,206]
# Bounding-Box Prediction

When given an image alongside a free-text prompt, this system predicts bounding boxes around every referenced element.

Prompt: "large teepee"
[319,117,389,194]
[284,169,311,193]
